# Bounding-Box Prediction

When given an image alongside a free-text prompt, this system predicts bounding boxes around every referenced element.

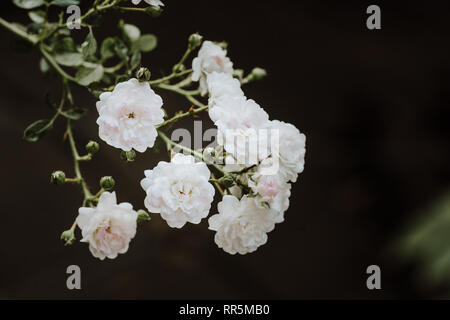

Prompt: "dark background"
[0,0,449,299]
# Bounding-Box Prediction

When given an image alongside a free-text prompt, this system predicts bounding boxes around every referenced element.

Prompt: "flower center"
[127,112,135,119]
[214,56,223,67]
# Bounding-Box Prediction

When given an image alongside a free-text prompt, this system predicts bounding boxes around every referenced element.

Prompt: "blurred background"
[1,0,450,299]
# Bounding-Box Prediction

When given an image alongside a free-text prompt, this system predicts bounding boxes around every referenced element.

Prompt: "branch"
[0,17,38,44]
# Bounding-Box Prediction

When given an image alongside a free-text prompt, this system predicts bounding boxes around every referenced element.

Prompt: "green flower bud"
[120,149,136,162]
[50,170,66,185]
[136,67,151,82]
[85,141,99,154]
[172,63,186,73]
[145,5,163,18]
[61,229,75,246]
[251,67,267,80]
[233,69,244,80]
[188,33,203,50]
[100,176,115,191]
[246,67,267,82]
[217,41,228,50]
[218,174,235,189]
[137,209,151,225]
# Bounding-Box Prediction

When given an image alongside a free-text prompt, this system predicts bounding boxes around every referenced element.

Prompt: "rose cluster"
[77,39,306,259]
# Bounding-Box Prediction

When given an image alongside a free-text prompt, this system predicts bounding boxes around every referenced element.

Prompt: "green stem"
[115,6,146,13]
[104,61,125,74]
[149,69,193,85]
[66,120,93,204]
[0,17,38,44]
[173,48,192,72]
[210,172,225,196]
[157,130,226,177]
[40,44,78,83]
[154,83,206,108]
[156,105,208,129]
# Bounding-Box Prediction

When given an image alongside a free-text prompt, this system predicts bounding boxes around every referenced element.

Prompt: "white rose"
[132,0,164,6]
[269,120,306,182]
[192,41,233,95]
[249,158,291,223]
[96,78,164,153]
[76,192,138,260]
[208,195,277,255]
[213,98,270,165]
[141,153,215,228]
[206,72,244,112]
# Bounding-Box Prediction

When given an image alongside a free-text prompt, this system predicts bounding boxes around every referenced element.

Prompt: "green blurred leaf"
[114,39,128,61]
[81,29,97,59]
[76,65,104,86]
[54,37,76,53]
[23,119,52,142]
[27,23,43,35]
[28,10,46,23]
[13,0,44,9]
[130,51,141,71]
[122,23,141,44]
[54,52,83,67]
[52,0,80,6]
[40,57,50,74]
[137,34,157,52]
[101,37,116,61]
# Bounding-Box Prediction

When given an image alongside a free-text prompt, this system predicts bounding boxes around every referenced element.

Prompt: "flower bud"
[202,147,215,164]
[61,229,75,246]
[233,69,244,80]
[120,149,136,162]
[136,67,151,82]
[145,5,163,18]
[85,141,99,154]
[218,174,235,189]
[246,67,267,82]
[50,170,66,185]
[172,63,186,73]
[217,41,228,50]
[137,209,151,225]
[100,176,115,191]
[188,33,203,50]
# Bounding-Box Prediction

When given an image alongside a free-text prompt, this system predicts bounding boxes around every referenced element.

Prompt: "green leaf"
[54,52,83,67]
[114,39,128,61]
[54,37,76,53]
[13,0,45,9]
[23,119,53,142]
[122,23,141,44]
[130,51,141,71]
[27,23,43,35]
[101,37,116,61]
[137,34,157,53]
[52,0,80,6]
[40,58,50,74]
[145,6,163,18]
[76,65,104,86]
[28,10,46,23]
[60,108,87,120]
[81,29,97,59]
